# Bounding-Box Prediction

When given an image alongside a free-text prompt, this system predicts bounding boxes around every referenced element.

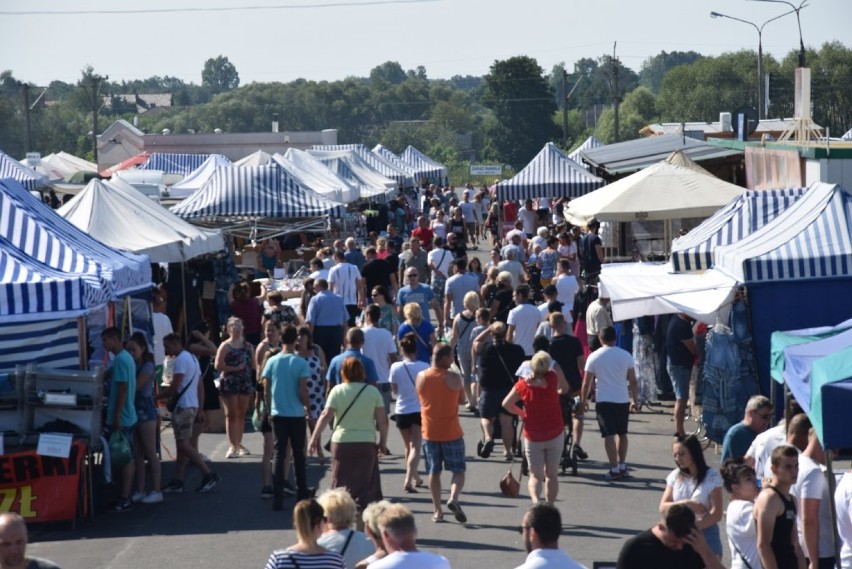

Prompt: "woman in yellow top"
[309,358,389,512]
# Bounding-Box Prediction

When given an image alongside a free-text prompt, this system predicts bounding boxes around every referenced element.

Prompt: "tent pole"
[826,451,842,566]
[181,262,188,342]
[77,316,88,371]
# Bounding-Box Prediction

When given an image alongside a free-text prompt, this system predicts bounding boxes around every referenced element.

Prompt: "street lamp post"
[710,9,795,120]
[749,0,808,67]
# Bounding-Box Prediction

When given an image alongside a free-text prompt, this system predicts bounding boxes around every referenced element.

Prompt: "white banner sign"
[470,164,503,176]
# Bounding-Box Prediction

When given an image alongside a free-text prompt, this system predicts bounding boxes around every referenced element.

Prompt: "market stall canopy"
[0,178,151,322]
[313,144,415,188]
[307,148,397,201]
[99,152,150,177]
[140,152,210,176]
[168,154,233,199]
[670,187,809,272]
[277,149,359,204]
[20,152,98,183]
[780,327,852,417]
[235,150,272,167]
[564,150,745,225]
[58,178,225,263]
[399,145,448,185]
[0,150,49,190]
[600,262,737,325]
[770,318,852,383]
[714,183,852,284]
[579,134,741,178]
[496,142,603,202]
[170,161,344,221]
[809,348,852,449]
[567,136,603,171]
[372,144,422,184]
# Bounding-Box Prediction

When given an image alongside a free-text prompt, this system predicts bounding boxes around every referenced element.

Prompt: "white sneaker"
[129,491,145,503]
[238,445,251,457]
[141,491,163,504]
[226,447,238,459]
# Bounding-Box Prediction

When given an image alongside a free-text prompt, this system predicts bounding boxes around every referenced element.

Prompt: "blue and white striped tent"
[313,144,415,188]
[0,178,151,323]
[0,318,82,371]
[372,144,423,185]
[400,145,448,185]
[307,149,397,202]
[670,187,809,272]
[169,154,233,199]
[715,183,852,283]
[0,150,49,191]
[170,162,344,220]
[140,152,211,176]
[567,136,603,171]
[496,142,603,201]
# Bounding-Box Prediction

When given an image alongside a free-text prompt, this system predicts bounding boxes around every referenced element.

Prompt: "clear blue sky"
[1,0,849,86]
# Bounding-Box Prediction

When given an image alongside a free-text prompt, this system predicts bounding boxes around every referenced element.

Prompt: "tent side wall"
[0,318,82,372]
[748,278,852,403]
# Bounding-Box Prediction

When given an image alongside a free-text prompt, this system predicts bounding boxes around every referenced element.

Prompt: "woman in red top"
[502,351,570,505]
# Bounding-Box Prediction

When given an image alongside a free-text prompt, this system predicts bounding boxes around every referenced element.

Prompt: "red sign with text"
[0,441,85,522]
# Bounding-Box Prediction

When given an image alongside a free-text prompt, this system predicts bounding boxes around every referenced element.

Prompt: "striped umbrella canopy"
[170,161,344,220]
[400,145,448,184]
[715,182,852,283]
[497,142,603,202]
[0,150,49,190]
[671,187,809,272]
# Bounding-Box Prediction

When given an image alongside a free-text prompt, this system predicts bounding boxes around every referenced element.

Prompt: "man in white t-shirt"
[370,504,451,569]
[835,469,852,569]
[519,199,538,238]
[516,504,587,569]
[328,251,365,328]
[791,428,836,568]
[151,295,173,366]
[506,285,542,357]
[553,260,578,331]
[160,334,220,494]
[581,326,638,481]
[362,304,399,414]
[459,192,478,249]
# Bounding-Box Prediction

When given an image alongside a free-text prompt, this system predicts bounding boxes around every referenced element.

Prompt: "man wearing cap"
[585,290,612,353]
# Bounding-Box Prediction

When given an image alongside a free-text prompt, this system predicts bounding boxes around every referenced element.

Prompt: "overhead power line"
[0,0,438,16]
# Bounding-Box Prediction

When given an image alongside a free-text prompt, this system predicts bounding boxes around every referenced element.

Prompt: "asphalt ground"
[27,243,733,568]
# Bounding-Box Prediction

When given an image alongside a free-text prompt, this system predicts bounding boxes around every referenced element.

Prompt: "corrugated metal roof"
[580,135,741,176]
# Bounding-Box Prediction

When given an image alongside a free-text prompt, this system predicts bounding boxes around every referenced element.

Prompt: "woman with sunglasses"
[265,498,345,569]
[366,285,398,337]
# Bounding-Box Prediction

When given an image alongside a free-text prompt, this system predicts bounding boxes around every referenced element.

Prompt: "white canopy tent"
[600,262,737,325]
[168,154,233,199]
[564,151,746,225]
[58,178,225,263]
[234,150,272,167]
[277,149,359,203]
[306,149,397,201]
[21,152,98,182]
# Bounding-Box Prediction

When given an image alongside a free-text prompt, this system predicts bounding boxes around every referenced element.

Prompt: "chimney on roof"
[272,113,279,133]
[720,112,732,133]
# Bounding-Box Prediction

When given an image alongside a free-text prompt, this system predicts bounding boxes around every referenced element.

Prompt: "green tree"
[369,61,406,85]
[639,51,704,94]
[482,56,558,168]
[201,55,240,94]
[595,86,658,143]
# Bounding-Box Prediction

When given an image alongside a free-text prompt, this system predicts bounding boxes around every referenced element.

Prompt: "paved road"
[29,400,730,569]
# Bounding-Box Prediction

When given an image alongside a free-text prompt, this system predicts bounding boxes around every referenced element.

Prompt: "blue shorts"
[422,437,466,474]
[667,363,692,400]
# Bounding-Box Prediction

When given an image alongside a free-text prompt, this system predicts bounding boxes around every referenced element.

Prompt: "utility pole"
[19,82,32,152]
[612,42,620,143]
[81,72,107,164]
[562,68,568,147]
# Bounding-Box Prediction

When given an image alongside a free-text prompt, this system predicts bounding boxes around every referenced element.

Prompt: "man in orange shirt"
[416,343,467,524]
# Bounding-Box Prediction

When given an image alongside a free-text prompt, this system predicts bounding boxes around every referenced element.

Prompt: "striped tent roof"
[169,154,233,199]
[496,142,603,201]
[1,150,49,191]
[372,144,423,183]
[140,152,210,176]
[170,161,344,220]
[399,145,448,184]
[671,187,809,272]
[277,149,359,204]
[567,136,603,171]
[313,144,415,188]
[715,183,852,283]
[0,178,151,322]
[306,149,397,201]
